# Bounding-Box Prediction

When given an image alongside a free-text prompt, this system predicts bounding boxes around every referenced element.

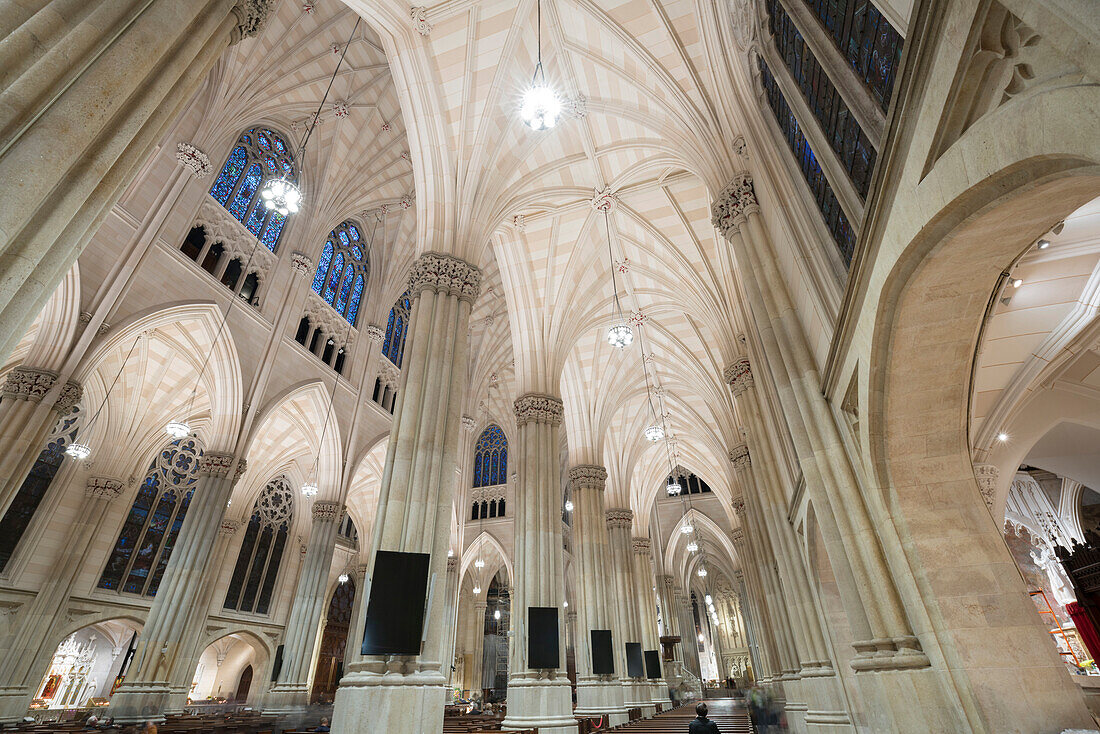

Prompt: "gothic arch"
[460,530,513,589]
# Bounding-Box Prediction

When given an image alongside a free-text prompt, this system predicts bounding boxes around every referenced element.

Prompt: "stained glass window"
[224,476,293,615]
[473,425,508,488]
[759,58,856,264]
[208,128,297,252]
[801,0,903,111]
[311,220,370,326]
[98,438,204,596]
[0,405,82,572]
[767,0,877,199]
[382,290,411,367]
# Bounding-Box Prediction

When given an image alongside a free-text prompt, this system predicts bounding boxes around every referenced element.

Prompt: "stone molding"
[568,464,607,491]
[365,324,385,342]
[408,252,480,302]
[973,463,998,512]
[710,173,758,238]
[219,520,241,536]
[313,501,341,522]
[304,290,354,349]
[85,477,125,501]
[290,252,313,279]
[514,393,563,426]
[729,444,751,470]
[410,6,432,35]
[2,367,57,403]
[197,452,236,478]
[605,508,633,529]
[723,358,753,396]
[175,143,212,178]
[357,563,370,575]
[471,485,506,504]
[631,537,651,554]
[230,0,277,43]
[377,361,400,388]
[194,198,277,280]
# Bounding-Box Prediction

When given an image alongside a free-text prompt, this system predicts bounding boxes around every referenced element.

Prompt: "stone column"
[109,454,246,722]
[266,501,341,712]
[332,253,479,733]
[0,367,81,518]
[569,465,628,725]
[676,592,701,683]
[605,509,647,713]
[0,475,124,722]
[342,562,371,666]
[729,524,777,682]
[630,538,666,711]
[0,0,276,366]
[501,394,574,734]
[441,556,460,697]
[471,600,488,697]
[656,576,684,693]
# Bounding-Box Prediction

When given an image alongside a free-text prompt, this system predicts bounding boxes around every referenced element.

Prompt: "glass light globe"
[563,600,569,608]
[474,558,485,569]
[260,177,302,216]
[686,541,698,553]
[644,424,664,442]
[680,524,694,535]
[697,567,708,577]
[301,482,319,497]
[564,500,574,512]
[165,421,190,439]
[666,479,682,496]
[705,594,713,605]
[520,83,561,130]
[607,324,633,349]
[447,549,454,557]
[698,634,705,643]
[338,572,349,584]
[473,585,482,595]
[66,442,91,460]
[494,609,501,620]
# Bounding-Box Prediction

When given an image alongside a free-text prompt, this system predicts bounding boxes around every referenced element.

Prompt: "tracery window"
[224,476,293,615]
[98,438,204,596]
[209,128,297,252]
[381,290,411,367]
[667,471,713,495]
[759,58,856,264]
[473,425,508,489]
[311,220,369,326]
[0,405,82,573]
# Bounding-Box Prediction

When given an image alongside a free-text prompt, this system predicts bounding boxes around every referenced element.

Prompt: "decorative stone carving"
[605,508,633,528]
[304,290,355,350]
[332,101,349,118]
[85,477,125,501]
[377,362,401,389]
[973,463,999,512]
[514,394,563,426]
[471,485,506,504]
[732,135,748,159]
[290,252,313,278]
[631,537,651,554]
[512,214,527,232]
[731,496,746,517]
[198,452,236,478]
[230,0,277,42]
[461,415,476,432]
[410,6,432,35]
[381,122,392,132]
[219,520,240,536]
[729,444,751,470]
[2,367,57,402]
[568,465,607,491]
[302,3,315,14]
[447,557,458,572]
[365,324,385,342]
[53,381,83,414]
[192,198,277,280]
[408,252,481,302]
[176,143,212,178]
[591,186,618,212]
[730,527,745,544]
[313,501,341,522]
[233,458,248,483]
[564,94,588,119]
[710,173,758,238]
[723,358,753,396]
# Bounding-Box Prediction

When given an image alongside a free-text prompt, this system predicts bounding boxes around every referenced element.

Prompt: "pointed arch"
[209,127,297,251]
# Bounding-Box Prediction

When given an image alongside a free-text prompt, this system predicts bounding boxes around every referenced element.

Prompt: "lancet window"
[224,476,293,615]
[667,470,713,495]
[209,127,297,251]
[472,425,508,489]
[311,220,369,325]
[381,291,411,367]
[98,438,204,596]
[0,405,82,572]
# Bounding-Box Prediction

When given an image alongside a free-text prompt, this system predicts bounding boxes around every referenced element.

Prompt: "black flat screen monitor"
[270,644,284,681]
[528,606,560,669]
[625,642,644,678]
[644,649,662,679]
[590,630,614,675]
[361,550,431,655]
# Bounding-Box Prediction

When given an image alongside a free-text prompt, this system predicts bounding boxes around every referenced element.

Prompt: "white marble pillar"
[569,465,628,725]
[332,253,479,734]
[630,539,666,710]
[266,501,341,712]
[441,557,461,697]
[501,394,575,734]
[605,509,648,714]
[109,454,246,722]
[676,592,701,682]
[656,576,684,690]
[343,563,370,665]
[470,600,488,697]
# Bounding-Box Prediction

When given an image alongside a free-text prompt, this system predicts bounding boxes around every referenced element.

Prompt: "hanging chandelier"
[564,499,574,512]
[65,442,92,460]
[338,572,349,584]
[680,523,694,535]
[301,482,319,498]
[644,424,665,442]
[474,558,485,569]
[697,567,708,577]
[520,0,560,130]
[473,584,482,595]
[686,540,698,553]
[666,477,682,496]
[607,323,633,348]
[603,210,633,349]
[165,421,190,439]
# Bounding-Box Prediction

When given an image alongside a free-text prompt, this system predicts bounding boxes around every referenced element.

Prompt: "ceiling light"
[447,549,454,557]
[563,600,569,608]
[65,442,91,460]
[686,541,698,553]
[564,499,574,512]
[705,594,713,605]
[607,323,634,348]
[338,572,349,584]
[520,1,559,131]
[697,567,708,577]
[997,432,1009,443]
[1012,278,1023,288]
[1037,239,1050,250]
[259,177,302,216]
[301,482,319,497]
[644,424,665,442]
[494,609,501,620]
[165,421,190,439]
[680,524,694,535]
[473,585,482,595]
[698,634,705,643]
[474,558,485,569]
[666,478,682,496]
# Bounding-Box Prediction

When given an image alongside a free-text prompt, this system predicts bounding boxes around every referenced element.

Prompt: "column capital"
[2,366,57,403]
[730,527,745,545]
[514,393,563,426]
[85,476,125,501]
[230,0,277,44]
[731,495,747,518]
[605,508,633,528]
[364,324,385,342]
[53,380,83,414]
[197,452,241,479]
[973,463,998,512]
[290,252,313,279]
[710,172,758,238]
[658,574,675,589]
[175,143,212,178]
[723,358,753,396]
[409,252,481,302]
[219,519,241,536]
[446,557,458,572]
[312,501,341,522]
[728,443,751,470]
[631,536,651,554]
[566,610,578,624]
[461,415,477,431]
[568,464,607,491]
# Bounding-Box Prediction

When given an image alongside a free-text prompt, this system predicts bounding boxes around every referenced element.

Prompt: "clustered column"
[604,509,648,713]
[442,556,461,696]
[630,538,665,710]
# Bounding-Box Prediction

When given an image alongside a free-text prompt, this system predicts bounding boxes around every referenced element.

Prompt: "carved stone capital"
[85,477,125,501]
[730,527,745,544]
[447,557,458,572]
[219,520,241,536]
[409,252,480,302]
[514,393,563,426]
[568,464,607,492]
[230,0,277,43]
[729,444,751,470]
[410,5,432,35]
[731,495,747,518]
[710,173,758,238]
[631,536,651,554]
[197,452,236,478]
[176,143,212,178]
[973,463,999,512]
[2,367,58,403]
[290,252,313,278]
[233,459,248,483]
[605,508,633,529]
[566,610,578,623]
[461,415,477,432]
[658,574,675,590]
[313,501,341,522]
[365,324,385,342]
[53,381,83,414]
[723,358,753,396]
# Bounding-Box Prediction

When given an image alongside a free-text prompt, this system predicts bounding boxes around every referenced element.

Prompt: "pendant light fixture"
[66,337,142,460]
[260,18,361,215]
[520,0,561,130]
[603,210,633,349]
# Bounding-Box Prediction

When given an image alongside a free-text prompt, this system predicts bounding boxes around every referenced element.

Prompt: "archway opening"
[31,619,141,713]
[189,633,267,706]
[311,577,356,704]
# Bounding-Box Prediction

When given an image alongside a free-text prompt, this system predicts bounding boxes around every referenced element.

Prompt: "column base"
[502,674,577,734]
[332,666,447,733]
[109,682,172,724]
[264,683,311,714]
[0,686,33,724]
[648,679,668,706]
[621,679,655,718]
[575,677,629,726]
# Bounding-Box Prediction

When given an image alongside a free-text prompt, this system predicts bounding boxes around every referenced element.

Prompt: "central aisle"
[608,699,754,733]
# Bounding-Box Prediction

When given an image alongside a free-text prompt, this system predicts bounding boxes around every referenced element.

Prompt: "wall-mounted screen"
[590,630,614,675]
[528,606,560,669]
[361,550,431,655]
[625,642,644,678]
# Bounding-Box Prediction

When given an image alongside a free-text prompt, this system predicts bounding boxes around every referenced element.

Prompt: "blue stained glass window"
[382,291,411,367]
[472,425,508,488]
[99,438,204,597]
[224,476,292,615]
[208,127,296,251]
[311,220,370,326]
